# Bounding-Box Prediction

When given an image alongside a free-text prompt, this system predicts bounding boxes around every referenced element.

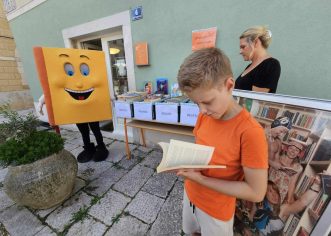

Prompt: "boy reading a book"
[176,48,268,235]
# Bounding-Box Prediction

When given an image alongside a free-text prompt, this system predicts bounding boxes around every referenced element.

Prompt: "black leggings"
[76,122,104,146]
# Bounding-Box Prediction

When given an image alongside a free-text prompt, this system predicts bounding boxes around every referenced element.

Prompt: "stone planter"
[3,149,78,209]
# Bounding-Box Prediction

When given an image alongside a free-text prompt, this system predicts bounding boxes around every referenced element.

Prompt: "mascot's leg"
[76,122,96,163]
[89,122,109,162]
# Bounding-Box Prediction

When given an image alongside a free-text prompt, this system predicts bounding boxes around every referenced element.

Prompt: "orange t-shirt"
[185,108,268,221]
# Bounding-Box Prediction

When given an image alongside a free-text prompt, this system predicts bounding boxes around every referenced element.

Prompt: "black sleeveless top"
[235,58,281,93]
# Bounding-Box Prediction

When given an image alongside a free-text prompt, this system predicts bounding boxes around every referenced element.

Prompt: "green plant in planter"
[0,105,77,209]
[0,105,64,166]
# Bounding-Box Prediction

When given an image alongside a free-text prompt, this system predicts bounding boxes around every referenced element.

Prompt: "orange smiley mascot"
[33,47,112,163]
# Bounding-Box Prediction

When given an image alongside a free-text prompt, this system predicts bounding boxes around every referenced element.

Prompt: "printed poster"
[234,97,331,236]
[192,27,217,51]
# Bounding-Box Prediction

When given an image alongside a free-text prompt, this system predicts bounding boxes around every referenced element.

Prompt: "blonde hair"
[177,48,233,92]
[240,26,272,49]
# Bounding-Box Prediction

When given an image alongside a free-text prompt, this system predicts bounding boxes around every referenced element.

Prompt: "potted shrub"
[0,105,78,209]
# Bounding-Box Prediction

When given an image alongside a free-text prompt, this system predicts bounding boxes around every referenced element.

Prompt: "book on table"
[156,139,226,173]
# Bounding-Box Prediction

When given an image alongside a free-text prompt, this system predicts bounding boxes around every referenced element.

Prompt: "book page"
[165,140,214,167]
[157,139,225,173]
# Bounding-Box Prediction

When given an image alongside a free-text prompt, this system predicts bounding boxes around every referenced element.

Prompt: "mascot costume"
[33,47,112,163]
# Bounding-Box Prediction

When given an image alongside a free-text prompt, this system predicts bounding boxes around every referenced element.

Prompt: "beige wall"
[0,2,33,110]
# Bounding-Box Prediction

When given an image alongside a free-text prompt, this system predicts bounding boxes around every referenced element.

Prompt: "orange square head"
[33,47,112,125]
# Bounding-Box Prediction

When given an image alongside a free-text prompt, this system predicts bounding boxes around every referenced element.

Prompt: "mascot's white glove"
[37,94,45,115]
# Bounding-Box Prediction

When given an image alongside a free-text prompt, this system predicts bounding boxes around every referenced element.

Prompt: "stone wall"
[0,1,33,110]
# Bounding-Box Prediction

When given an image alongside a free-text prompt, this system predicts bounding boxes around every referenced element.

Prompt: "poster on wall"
[135,42,149,66]
[192,27,217,51]
[234,96,331,236]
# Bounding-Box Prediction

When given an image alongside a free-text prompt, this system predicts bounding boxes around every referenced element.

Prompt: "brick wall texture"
[0,2,33,110]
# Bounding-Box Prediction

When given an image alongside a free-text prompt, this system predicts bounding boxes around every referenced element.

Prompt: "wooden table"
[124,118,194,159]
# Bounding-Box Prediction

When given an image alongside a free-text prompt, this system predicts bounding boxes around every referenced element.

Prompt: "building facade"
[0,1,33,110]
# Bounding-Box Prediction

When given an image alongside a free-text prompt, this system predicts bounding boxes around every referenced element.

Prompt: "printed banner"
[234,96,331,236]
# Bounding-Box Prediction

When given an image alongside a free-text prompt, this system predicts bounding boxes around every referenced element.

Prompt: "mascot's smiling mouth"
[64,87,94,100]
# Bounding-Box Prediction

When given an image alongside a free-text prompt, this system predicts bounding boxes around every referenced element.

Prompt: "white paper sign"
[155,103,178,123]
[180,103,199,126]
[115,101,132,118]
[133,102,154,120]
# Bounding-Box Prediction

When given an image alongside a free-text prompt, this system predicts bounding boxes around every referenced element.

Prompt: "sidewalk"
[0,128,184,236]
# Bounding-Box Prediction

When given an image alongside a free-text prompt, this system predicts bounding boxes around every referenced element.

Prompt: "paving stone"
[103,137,114,146]
[131,148,149,160]
[105,215,149,236]
[148,193,183,236]
[60,130,81,142]
[64,134,84,145]
[66,137,84,146]
[0,168,7,183]
[84,166,127,196]
[67,217,107,236]
[45,192,93,232]
[117,154,141,170]
[170,181,184,198]
[136,145,152,154]
[125,191,164,224]
[73,177,86,194]
[0,205,44,236]
[107,141,129,163]
[89,190,131,226]
[0,188,14,212]
[152,146,162,153]
[64,142,80,152]
[140,151,163,169]
[70,146,84,158]
[113,165,154,197]
[34,204,59,219]
[77,161,113,181]
[34,226,57,236]
[142,172,177,198]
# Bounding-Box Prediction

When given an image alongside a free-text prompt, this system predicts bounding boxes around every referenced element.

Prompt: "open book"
[156,139,226,173]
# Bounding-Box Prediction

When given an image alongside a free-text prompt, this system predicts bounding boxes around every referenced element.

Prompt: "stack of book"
[117,91,146,102]
[283,110,316,129]
[295,174,316,198]
[301,142,318,163]
[308,173,331,222]
[163,96,189,103]
[144,94,164,103]
[257,105,280,120]
[284,214,301,236]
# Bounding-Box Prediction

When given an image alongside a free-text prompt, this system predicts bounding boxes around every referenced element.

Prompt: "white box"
[155,102,179,123]
[114,101,133,118]
[133,102,154,120]
[180,103,199,126]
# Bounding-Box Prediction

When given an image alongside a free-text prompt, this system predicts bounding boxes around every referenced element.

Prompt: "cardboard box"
[155,102,179,123]
[180,103,199,126]
[133,101,154,120]
[114,101,133,118]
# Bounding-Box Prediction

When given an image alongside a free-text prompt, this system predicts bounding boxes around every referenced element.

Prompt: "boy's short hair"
[177,48,233,92]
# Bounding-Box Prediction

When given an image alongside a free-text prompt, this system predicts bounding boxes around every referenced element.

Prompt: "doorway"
[79,38,115,132]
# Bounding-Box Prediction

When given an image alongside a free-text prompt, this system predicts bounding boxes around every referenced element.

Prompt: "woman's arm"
[177,167,268,202]
[252,86,270,93]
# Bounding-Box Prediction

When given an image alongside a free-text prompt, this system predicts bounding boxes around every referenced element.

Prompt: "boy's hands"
[175,169,206,182]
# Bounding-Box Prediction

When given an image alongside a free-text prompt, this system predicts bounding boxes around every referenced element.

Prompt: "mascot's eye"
[80,63,90,76]
[64,63,74,76]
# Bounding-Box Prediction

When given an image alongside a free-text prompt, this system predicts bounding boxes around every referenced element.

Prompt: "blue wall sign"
[131,6,143,21]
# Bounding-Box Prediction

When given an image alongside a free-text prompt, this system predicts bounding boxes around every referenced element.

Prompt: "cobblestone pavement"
[0,128,185,236]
